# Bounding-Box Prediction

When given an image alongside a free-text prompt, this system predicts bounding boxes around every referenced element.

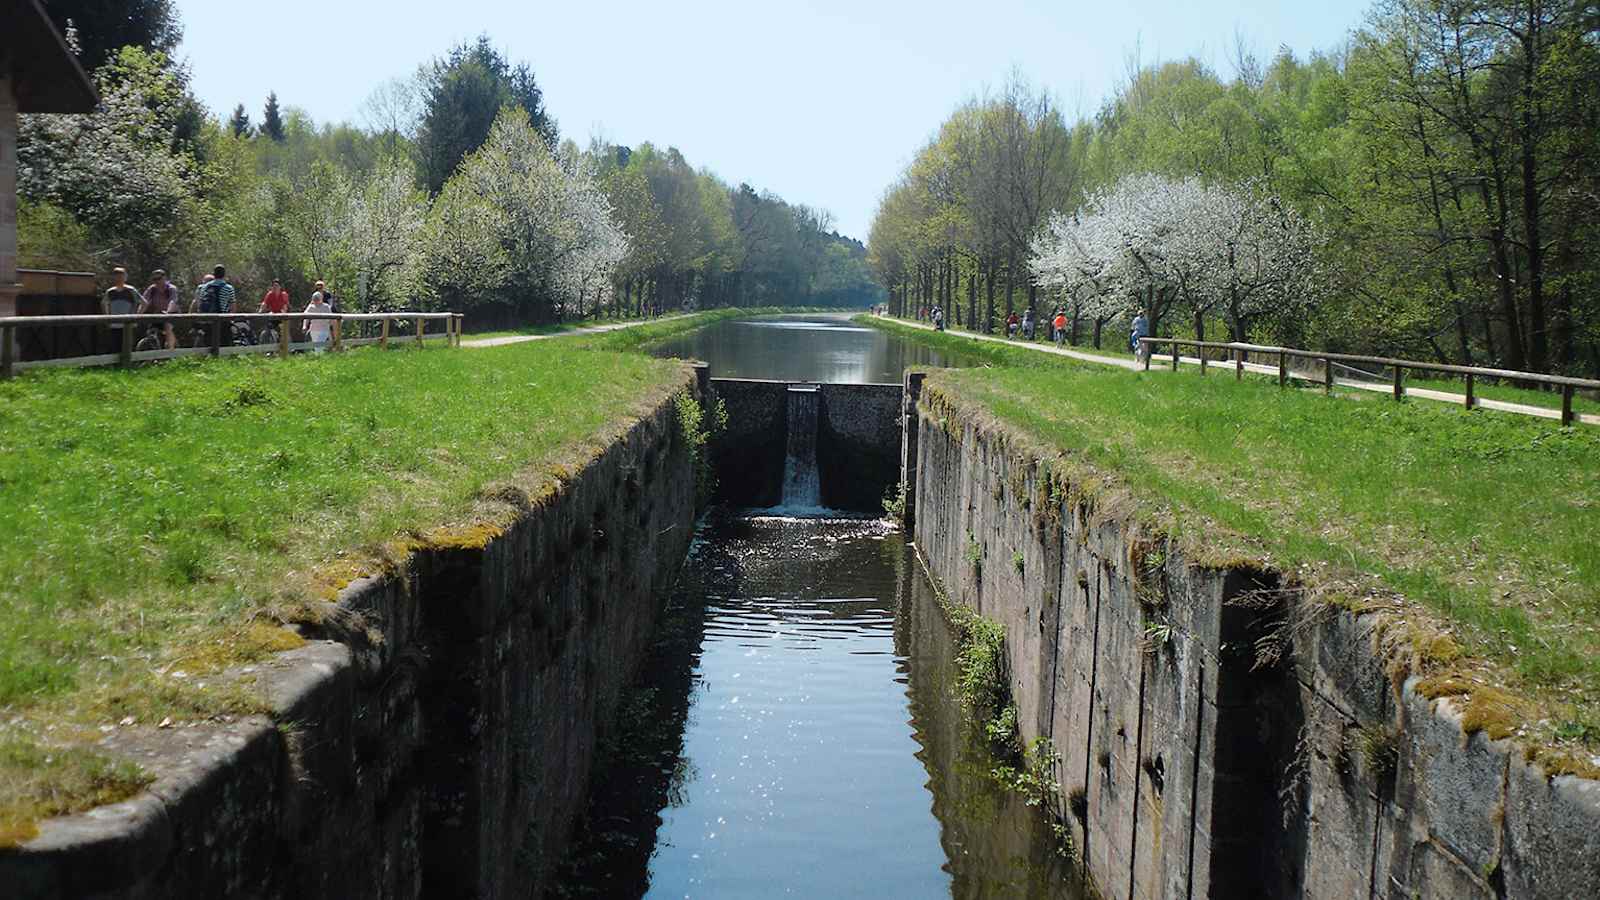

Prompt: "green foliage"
[882,481,909,524]
[952,610,1007,719]
[44,0,182,71]
[992,737,1061,808]
[260,92,286,142]
[964,530,983,575]
[871,5,1600,377]
[416,36,557,194]
[674,391,726,508]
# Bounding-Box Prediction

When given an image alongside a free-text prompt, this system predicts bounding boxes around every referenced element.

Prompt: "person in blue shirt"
[1131,312,1150,364]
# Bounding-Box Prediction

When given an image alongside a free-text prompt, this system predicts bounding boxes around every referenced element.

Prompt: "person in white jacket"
[303,292,334,351]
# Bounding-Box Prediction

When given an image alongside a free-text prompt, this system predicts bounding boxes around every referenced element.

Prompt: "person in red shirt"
[259,279,290,314]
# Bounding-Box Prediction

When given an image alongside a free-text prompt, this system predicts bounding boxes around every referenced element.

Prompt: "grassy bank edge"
[863,315,1600,782]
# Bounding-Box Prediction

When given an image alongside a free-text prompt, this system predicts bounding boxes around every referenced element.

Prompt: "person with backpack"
[196,265,235,315]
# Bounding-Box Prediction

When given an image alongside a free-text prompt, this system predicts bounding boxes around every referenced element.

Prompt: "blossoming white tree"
[420,108,629,323]
[1030,173,1324,345]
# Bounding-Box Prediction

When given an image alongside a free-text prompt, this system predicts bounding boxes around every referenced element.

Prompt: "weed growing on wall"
[882,482,908,524]
[675,391,726,508]
[993,737,1075,861]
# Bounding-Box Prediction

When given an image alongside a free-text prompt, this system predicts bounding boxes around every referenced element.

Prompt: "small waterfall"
[780,384,822,510]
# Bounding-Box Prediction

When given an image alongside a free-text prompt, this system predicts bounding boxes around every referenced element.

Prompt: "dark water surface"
[551,516,1081,899]
[650,314,957,383]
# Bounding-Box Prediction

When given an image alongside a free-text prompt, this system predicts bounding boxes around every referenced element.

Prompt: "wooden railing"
[0,312,465,379]
[1138,337,1599,426]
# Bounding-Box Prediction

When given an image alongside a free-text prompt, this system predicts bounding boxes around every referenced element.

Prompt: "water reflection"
[651,314,955,383]
[550,514,1083,899]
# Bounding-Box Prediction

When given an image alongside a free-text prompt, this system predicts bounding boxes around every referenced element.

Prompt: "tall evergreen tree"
[416,36,558,194]
[228,103,253,138]
[261,92,286,142]
[43,0,182,70]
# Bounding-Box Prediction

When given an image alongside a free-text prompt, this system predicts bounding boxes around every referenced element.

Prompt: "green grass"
[1408,375,1599,415]
[463,311,667,342]
[0,335,694,839]
[866,316,1600,753]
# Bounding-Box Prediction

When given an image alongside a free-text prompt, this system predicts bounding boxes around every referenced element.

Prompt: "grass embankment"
[0,325,704,844]
[866,316,1600,771]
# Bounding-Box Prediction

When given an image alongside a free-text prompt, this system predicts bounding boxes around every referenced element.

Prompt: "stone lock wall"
[3,376,703,899]
[906,382,1600,900]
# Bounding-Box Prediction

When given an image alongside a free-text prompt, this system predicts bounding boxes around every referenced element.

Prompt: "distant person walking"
[1052,309,1068,346]
[1006,312,1020,338]
[102,267,141,353]
[1021,308,1035,340]
[932,306,945,331]
[140,269,180,349]
[302,292,334,352]
[1131,312,1151,365]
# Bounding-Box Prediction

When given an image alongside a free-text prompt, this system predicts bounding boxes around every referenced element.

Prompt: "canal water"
[650,313,956,383]
[551,315,1081,898]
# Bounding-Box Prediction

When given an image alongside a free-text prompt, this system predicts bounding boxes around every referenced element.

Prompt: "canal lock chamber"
[548,374,1089,898]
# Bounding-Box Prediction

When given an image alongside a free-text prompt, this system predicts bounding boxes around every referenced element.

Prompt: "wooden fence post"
[1464,374,1475,410]
[278,317,290,357]
[1,324,14,379]
[1561,385,1575,426]
[209,318,222,357]
[1323,358,1333,395]
[1393,366,1404,401]
[380,318,390,348]
[1170,341,1178,372]
[414,318,425,348]
[1278,352,1287,387]
[1142,339,1151,371]
[1236,349,1244,381]
[332,318,343,352]
[1199,346,1207,376]
[119,322,135,368]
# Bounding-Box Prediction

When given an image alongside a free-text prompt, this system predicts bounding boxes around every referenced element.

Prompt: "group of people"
[909,302,1153,363]
[102,267,340,353]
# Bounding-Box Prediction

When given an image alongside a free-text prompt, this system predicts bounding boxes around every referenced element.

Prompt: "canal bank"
[902,372,1600,899]
[2,371,705,899]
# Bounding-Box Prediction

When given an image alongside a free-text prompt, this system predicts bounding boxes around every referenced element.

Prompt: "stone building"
[1,0,97,341]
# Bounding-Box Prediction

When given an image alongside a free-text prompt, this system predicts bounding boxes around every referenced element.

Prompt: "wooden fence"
[1138,337,1599,426]
[0,312,465,379]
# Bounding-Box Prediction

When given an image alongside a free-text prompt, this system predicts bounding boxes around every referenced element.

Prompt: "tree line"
[23,3,882,326]
[867,0,1600,376]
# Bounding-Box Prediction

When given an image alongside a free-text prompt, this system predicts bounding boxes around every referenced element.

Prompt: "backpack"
[197,280,222,314]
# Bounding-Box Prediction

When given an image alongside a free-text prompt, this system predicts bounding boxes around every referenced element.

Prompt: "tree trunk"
[984,260,996,334]
[1519,16,1546,372]
[968,269,978,333]
[1003,248,1016,326]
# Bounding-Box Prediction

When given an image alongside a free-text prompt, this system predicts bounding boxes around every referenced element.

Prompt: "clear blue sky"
[176,0,1372,241]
